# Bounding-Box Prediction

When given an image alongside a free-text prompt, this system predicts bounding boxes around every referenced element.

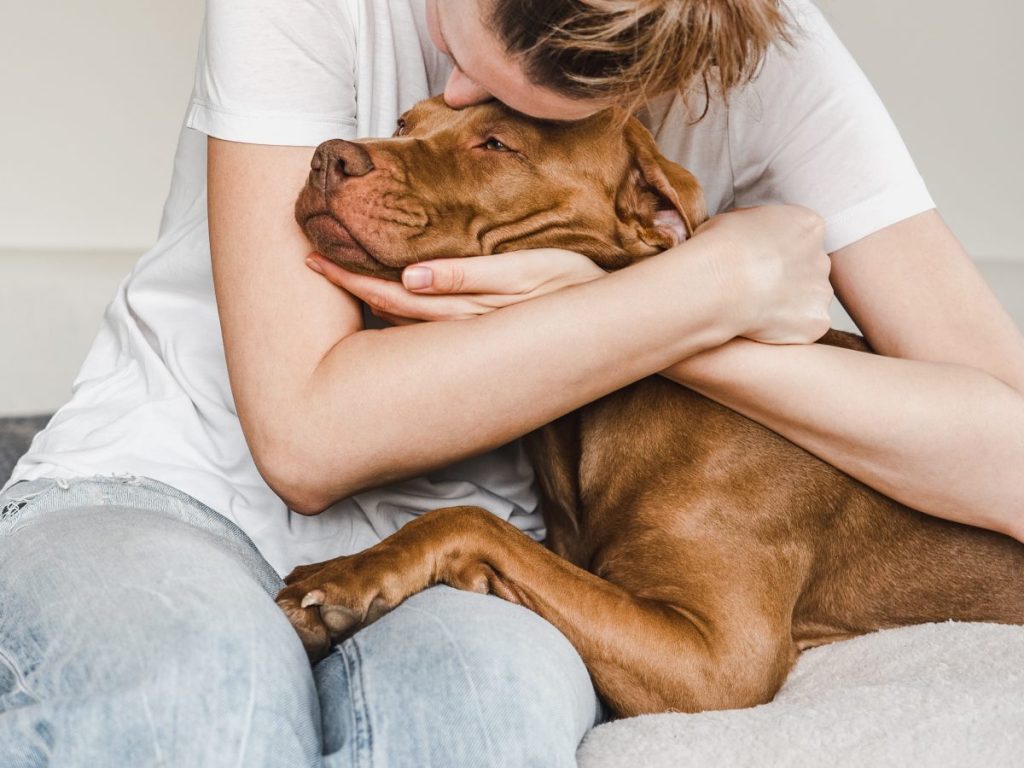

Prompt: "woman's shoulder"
[189,0,445,146]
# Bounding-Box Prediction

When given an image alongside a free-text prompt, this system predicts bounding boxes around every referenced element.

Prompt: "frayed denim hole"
[0,482,59,528]
[0,499,27,521]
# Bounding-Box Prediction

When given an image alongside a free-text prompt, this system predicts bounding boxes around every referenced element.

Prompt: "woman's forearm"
[661,340,1024,540]
[275,240,735,512]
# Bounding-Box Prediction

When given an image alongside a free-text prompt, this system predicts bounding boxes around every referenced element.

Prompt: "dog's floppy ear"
[616,118,708,251]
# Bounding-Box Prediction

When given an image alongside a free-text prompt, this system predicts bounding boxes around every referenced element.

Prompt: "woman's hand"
[305,248,607,325]
[695,205,834,345]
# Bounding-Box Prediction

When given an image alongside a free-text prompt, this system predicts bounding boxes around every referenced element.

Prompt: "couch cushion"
[0,414,51,487]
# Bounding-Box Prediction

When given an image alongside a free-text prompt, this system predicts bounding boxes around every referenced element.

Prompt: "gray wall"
[0,0,1021,415]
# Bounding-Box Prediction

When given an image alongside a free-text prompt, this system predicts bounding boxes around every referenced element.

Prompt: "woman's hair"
[486,0,793,114]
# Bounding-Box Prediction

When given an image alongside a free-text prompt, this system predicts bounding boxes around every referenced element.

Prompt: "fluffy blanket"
[578,621,1024,767]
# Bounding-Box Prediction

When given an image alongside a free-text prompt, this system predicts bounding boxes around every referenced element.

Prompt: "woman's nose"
[443,66,492,109]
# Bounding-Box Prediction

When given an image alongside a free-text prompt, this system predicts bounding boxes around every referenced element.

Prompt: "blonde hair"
[487,0,793,114]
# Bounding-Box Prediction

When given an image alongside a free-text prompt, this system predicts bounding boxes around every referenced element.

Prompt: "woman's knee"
[317,585,601,767]
[0,504,320,765]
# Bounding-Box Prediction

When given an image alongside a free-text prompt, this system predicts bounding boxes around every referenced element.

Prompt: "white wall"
[0,0,205,251]
[816,0,1023,263]
[0,0,1021,415]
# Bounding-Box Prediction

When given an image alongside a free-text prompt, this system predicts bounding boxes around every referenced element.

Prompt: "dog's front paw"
[276,545,428,661]
[275,590,333,664]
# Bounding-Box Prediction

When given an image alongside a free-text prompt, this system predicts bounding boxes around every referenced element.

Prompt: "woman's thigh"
[317,584,605,768]
[0,476,321,768]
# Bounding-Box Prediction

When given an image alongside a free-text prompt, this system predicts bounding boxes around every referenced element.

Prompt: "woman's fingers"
[351,273,481,321]
[400,253,532,295]
[306,253,515,322]
[400,250,603,295]
[305,248,606,323]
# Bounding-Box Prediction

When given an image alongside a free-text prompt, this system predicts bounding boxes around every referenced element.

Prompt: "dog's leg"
[276,505,799,717]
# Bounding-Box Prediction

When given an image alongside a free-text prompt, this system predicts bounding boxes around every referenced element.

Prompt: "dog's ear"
[616,118,708,251]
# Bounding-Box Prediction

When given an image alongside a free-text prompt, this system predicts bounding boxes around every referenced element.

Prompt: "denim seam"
[343,641,374,767]
[139,688,166,767]
[234,599,258,768]
[402,602,501,768]
[0,645,39,705]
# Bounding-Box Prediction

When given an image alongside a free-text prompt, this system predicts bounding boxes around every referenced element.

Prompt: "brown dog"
[281,96,1024,717]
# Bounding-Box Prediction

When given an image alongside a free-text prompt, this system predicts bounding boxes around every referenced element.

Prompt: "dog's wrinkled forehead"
[394,96,618,160]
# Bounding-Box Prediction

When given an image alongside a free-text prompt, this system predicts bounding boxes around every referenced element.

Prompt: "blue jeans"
[0,475,604,766]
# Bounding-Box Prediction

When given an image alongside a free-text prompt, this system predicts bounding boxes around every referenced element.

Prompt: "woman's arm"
[208,140,831,515]
[661,210,1024,540]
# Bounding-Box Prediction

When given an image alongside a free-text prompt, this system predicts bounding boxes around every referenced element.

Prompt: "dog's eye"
[482,137,511,152]
[393,118,407,137]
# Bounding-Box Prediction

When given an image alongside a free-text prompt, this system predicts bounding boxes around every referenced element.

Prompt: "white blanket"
[578,622,1024,767]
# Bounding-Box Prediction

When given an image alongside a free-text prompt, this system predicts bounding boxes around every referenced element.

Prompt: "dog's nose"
[311,140,375,190]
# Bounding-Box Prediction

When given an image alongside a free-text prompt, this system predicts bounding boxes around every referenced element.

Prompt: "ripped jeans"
[0,475,604,767]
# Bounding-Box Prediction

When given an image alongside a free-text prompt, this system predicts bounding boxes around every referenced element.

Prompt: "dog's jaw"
[299,212,403,280]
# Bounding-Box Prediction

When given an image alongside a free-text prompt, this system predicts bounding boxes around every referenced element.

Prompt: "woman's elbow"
[248,426,351,516]
[254,453,330,515]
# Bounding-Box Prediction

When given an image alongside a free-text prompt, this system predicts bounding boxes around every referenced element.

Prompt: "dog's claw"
[301,589,326,608]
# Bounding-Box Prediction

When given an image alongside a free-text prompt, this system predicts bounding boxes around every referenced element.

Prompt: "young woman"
[3,0,1023,765]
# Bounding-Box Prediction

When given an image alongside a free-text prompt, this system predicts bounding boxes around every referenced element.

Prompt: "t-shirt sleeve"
[185,0,358,147]
[728,0,935,253]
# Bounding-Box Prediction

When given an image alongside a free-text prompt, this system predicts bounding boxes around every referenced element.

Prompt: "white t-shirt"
[5,0,933,576]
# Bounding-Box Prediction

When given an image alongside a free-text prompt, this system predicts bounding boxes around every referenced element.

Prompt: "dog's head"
[295,96,707,280]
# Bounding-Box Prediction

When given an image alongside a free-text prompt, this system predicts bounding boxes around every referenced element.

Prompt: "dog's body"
[279,97,1024,716]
